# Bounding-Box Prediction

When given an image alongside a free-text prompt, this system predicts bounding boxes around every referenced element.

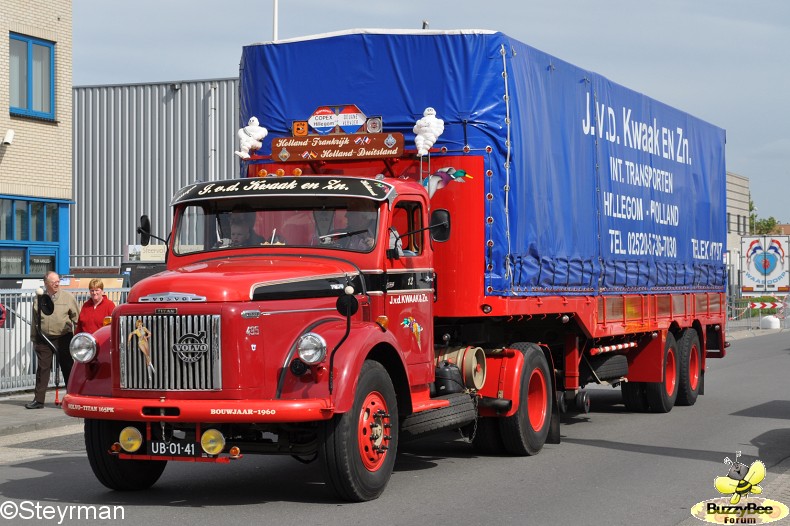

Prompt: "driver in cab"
[341,203,377,251]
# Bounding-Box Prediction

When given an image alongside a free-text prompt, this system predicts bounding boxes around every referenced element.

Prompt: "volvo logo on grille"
[172,332,209,363]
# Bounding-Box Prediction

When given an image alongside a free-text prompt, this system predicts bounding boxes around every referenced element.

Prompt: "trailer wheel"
[622,382,649,412]
[677,329,701,406]
[499,343,552,456]
[84,419,166,490]
[319,360,398,502]
[645,332,679,413]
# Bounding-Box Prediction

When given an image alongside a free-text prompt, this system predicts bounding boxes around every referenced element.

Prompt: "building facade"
[725,171,750,297]
[71,79,239,270]
[0,1,73,281]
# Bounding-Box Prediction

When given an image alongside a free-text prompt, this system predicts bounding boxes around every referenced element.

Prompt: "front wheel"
[499,343,552,456]
[84,419,166,490]
[319,361,398,502]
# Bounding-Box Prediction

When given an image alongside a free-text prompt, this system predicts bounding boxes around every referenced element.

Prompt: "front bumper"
[62,393,335,423]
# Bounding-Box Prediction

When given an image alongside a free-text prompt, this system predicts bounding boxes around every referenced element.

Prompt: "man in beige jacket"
[27,271,79,409]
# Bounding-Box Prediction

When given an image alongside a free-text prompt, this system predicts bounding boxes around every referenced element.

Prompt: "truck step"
[400,393,477,440]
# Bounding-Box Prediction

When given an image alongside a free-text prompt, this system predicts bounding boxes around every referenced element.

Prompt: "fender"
[67,325,114,397]
[476,348,524,418]
[278,319,406,414]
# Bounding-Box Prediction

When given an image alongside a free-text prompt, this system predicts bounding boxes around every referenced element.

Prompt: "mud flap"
[544,347,561,445]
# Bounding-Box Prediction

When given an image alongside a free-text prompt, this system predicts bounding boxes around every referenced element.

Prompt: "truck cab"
[64,164,532,503]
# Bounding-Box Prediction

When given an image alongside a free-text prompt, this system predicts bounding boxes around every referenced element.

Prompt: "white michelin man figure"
[234,116,268,159]
[413,107,444,157]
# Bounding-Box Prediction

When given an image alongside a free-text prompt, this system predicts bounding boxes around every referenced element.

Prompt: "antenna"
[273,0,279,41]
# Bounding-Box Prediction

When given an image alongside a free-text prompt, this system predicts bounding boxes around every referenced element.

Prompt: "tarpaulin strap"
[500,43,513,281]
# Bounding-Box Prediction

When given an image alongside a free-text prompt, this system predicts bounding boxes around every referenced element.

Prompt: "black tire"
[84,419,166,491]
[677,329,701,406]
[644,332,679,413]
[622,381,649,412]
[319,361,398,502]
[471,418,505,454]
[579,354,629,385]
[574,391,591,413]
[401,393,476,440]
[499,343,552,456]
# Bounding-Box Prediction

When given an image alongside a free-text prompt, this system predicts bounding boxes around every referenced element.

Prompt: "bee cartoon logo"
[690,451,789,524]
[715,452,765,504]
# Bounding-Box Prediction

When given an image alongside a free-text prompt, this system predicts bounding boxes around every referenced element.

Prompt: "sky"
[73,0,789,222]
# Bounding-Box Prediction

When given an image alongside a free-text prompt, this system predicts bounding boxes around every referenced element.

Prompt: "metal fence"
[726,296,789,333]
[0,288,130,393]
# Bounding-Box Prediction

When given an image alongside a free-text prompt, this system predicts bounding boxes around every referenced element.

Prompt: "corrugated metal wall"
[71,78,239,268]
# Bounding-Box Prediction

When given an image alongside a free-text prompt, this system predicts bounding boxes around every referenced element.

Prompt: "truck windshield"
[172,196,380,255]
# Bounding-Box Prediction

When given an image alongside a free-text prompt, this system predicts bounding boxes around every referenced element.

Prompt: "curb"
[0,415,83,438]
[0,390,80,438]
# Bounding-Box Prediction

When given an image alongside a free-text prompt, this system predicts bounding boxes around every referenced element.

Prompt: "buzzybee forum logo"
[691,451,789,524]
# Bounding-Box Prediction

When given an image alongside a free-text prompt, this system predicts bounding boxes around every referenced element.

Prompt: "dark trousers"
[33,334,73,403]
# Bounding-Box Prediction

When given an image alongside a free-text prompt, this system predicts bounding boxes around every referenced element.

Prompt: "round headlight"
[119,426,143,453]
[296,333,327,364]
[201,428,226,456]
[70,332,97,363]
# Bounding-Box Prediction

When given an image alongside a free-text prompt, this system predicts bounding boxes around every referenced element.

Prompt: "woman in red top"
[76,278,116,334]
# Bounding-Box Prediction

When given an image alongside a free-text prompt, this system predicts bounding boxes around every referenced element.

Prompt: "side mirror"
[336,293,359,317]
[137,215,152,246]
[430,209,451,242]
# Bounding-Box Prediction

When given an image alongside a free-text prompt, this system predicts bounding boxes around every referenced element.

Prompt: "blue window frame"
[9,33,55,120]
[0,196,68,275]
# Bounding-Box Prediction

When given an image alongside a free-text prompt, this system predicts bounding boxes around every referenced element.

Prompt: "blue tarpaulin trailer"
[240,29,726,296]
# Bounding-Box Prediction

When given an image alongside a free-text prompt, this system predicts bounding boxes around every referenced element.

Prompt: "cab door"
[384,197,434,384]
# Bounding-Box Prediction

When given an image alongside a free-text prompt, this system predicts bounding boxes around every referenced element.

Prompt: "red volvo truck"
[64,30,727,501]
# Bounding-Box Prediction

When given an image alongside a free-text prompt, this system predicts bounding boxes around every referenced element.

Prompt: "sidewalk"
[0,389,80,438]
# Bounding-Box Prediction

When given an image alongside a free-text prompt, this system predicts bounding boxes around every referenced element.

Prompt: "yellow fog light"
[200,428,226,456]
[119,426,143,453]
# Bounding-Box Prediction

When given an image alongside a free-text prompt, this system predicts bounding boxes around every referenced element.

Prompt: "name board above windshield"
[271,133,404,162]
[171,177,395,205]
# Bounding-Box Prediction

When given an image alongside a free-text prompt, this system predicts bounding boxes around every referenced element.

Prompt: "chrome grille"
[120,315,222,390]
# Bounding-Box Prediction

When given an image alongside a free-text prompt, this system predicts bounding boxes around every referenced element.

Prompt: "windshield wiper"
[318,229,368,245]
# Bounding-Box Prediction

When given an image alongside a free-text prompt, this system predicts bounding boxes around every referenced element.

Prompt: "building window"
[9,33,55,120]
[727,212,731,234]
[0,197,62,274]
[0,198,59,242]
[0,249,25,274]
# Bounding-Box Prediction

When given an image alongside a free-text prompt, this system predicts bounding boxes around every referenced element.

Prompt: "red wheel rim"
[527,367,547,431]
[665,347,677,396]
[689,344,700,391]
[357,391,391,471]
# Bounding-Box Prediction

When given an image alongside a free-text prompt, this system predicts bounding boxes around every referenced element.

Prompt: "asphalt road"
[0,331,789,525]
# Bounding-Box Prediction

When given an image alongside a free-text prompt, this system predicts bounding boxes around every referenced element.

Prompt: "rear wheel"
[677,329,701,406]
[499,343,552,456]
[319,361,398,502]
[645,332,679,413]
[84,419,166,490]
